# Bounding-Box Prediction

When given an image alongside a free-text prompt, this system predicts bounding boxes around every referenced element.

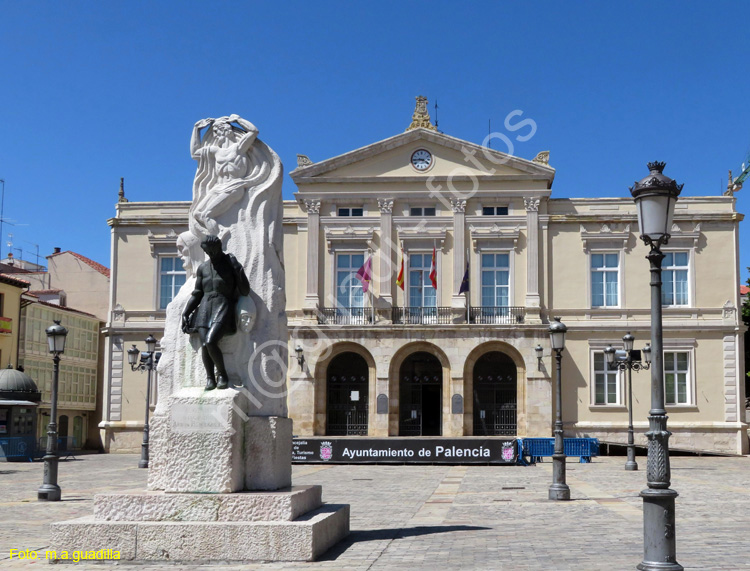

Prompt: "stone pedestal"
[51,387,349,562]
[50,486,350,562]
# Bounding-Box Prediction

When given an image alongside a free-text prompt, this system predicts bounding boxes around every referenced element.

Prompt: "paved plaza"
[1,453,749,570]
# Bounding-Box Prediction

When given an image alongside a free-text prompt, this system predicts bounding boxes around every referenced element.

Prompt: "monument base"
[50,485,350,562]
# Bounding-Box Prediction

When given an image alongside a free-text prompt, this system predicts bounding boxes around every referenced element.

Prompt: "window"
[159,256,186,310]
[410,207,436,217]
[591,253,619,307]
[482,206,509,216]
[408,253,436,307]
[664,352,690,405]
[338,207,363,217]
[593,352,619,404]
[336,253,364,309]
[481,253,510,307]
[662,252,689,306]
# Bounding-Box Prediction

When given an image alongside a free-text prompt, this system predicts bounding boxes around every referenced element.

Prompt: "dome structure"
[0,365,42,402]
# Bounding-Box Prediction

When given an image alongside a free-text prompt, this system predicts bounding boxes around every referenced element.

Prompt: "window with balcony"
[410,207,436,216]
[593,352,619,405]
[334,253,366,323]
[408,253,437,308]
[662,252,689,307]
[482,206,509,216]
[591,252,619,308]
[158,256,186,310]
[338,207,363,217]
[664,351,690,405]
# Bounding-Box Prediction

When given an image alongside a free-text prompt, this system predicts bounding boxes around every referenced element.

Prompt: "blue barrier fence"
[520,437,599,464]
[0,436,37,461]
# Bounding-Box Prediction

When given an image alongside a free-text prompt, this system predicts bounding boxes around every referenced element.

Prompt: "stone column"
[378,199,394,315]
[451,199,467,311]
[303,199,321,313]
[524,197,542,323]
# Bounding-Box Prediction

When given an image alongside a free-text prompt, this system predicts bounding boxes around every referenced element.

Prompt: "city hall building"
[100,99,747,455]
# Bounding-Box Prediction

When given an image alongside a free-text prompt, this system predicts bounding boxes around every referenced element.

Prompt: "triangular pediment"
[290,128,555,185]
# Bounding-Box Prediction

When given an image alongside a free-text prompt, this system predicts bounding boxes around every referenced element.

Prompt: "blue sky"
[2,1,750,277]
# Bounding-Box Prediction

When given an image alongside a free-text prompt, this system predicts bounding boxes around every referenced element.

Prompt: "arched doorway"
[473,351,517,436]
[399,352,442,436]
[326,353,369,435]
[58,414,69,451]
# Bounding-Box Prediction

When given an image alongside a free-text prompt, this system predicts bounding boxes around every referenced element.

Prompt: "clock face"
[411,149,433,171]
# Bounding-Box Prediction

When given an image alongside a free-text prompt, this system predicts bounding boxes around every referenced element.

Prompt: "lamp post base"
[38,484,61,502]
[638,488,681,571]
[548,453,570,501]
[139,442,149,469]
[625,460,639,471]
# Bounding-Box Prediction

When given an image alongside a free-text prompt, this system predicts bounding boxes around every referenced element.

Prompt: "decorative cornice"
[524,197,540,212]
[579,223,631,252]
[532,151,550,165]
[469,224,521,251]
[378,198,394,214]
[325,226,376,252]
[297,154,313,168]
[450,198,467,213]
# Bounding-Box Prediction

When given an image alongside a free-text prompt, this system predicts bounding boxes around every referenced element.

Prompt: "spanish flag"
[396,248,405,290]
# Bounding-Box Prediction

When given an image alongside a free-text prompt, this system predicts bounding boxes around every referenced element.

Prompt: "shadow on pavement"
[319,525,491,560]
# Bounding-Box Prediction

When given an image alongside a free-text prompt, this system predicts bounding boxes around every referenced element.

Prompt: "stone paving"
[1,453,749,570]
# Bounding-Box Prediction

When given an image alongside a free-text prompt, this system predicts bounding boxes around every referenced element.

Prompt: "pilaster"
[302,199,321,315]
[524,197,541,323]
[378,198,394,313]
[451,198,467,310]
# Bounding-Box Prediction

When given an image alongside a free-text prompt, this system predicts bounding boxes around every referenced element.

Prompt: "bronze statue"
[181,236,250,390]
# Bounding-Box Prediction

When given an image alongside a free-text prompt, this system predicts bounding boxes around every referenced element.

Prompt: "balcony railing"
[392,306,454,325]
[318,307,373,325]
[469,306,525,324]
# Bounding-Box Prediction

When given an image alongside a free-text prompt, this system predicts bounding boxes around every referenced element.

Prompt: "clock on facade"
[411,149,433,171]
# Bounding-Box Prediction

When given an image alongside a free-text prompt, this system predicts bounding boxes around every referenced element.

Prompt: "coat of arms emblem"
[501,441,515,462]
[320,441,333,461]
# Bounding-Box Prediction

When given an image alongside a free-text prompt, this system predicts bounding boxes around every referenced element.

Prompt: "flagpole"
[465,247,470,324]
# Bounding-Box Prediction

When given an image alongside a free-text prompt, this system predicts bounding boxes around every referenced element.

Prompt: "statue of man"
[189,115,268,239]
[181,236,250,390]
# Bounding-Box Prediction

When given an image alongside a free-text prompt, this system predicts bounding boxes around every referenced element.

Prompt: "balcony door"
[408,253,437,323]
[480,253,510,323]
[335,253,366,324]
[399,351,442,436]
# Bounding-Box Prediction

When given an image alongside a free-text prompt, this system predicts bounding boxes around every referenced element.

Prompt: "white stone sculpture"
[182,114,288,416]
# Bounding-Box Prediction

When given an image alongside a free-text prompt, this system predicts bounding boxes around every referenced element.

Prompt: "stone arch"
[313,342,376,436]
[463,341,528,436]
[388,342,451,436]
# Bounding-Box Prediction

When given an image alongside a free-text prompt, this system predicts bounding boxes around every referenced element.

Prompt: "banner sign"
[292,437,518,464]
[0,317,12,335]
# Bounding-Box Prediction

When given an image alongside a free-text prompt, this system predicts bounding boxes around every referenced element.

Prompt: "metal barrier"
[0,436,37,461]
[520,437,599,464]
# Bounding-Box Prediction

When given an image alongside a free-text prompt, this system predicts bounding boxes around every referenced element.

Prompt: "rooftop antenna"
[22,240,42,267]
[13,247,23,262]
[6,233,12,259]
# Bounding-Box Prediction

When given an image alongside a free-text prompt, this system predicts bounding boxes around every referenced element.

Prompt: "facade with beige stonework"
[100,106,747,455]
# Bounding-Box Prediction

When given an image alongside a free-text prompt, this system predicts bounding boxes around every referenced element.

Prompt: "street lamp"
[534,344,544,371]
[38,320,68,501]
[548,316,569,501]
[630,161,683,571]
[605,333,651,471]
[128,334,160,469]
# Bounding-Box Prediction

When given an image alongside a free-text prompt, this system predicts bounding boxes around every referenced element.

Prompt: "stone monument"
[50,116,350,562]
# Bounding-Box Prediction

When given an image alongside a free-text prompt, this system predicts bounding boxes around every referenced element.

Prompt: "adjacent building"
[100,99,748,454]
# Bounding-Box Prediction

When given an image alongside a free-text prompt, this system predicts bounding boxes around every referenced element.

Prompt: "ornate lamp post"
[548,316,569,501]
[630,161,683,571]
[605,333,651,471]
[38,320,68,501]
[128,334,160,469]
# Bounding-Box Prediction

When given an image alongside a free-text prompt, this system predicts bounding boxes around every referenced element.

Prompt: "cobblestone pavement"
[1,453,749,570]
